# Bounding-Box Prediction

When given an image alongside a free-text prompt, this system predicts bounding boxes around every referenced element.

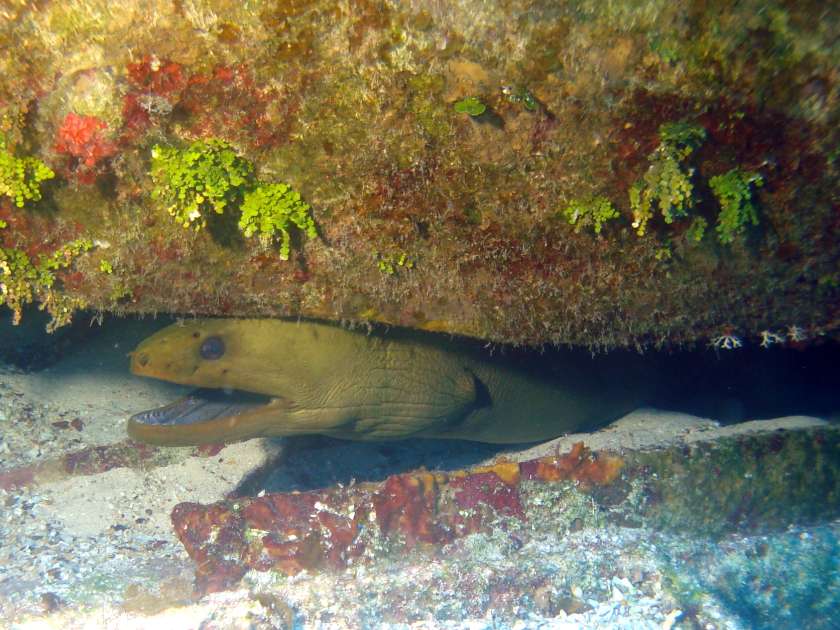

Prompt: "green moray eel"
[128,319,651,446]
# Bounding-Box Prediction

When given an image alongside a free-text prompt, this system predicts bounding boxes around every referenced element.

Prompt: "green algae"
[0,236,92,330]
[0,136,54,208]
[629,122,706,237]
[150,139,316,259]
[453,97,486,117]
[376,250,415,276]
[151,139,253,230]
[710,169,763,244]
[239,183,317,260]
[408,74,453,141]
[562,196,619,235]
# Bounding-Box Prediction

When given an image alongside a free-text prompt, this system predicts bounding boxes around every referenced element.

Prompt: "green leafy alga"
[238,183,317,260]
[0,236,92,330]
[453,97,486,117]
[710,169,763,244]
[685,216,708,242]
[629,121,706,236]
[376,251,415,275]
[563,196,619,234]
[150,139,253,229]
[502,86,538,111]
[0,136,54,208]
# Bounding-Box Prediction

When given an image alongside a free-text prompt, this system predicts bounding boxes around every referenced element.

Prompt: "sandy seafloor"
[0,317,838,629]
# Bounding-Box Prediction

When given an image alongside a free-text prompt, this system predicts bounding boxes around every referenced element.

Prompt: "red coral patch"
[372,473,452,545]
[520,442,624,488]
[450,470,524,518]
[54,113,116,184]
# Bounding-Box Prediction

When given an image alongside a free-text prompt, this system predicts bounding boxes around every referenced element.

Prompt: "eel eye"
[199,336,225,360]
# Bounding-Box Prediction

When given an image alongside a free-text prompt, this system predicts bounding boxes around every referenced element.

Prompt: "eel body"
[128,319,649,446]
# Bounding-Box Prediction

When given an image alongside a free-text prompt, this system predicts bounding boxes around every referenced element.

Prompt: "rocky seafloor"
[0,318,838,629]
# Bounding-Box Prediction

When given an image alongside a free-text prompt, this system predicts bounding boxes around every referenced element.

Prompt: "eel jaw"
[127,388,281,446]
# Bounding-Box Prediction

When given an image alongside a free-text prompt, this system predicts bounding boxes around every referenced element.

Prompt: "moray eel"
[128,319,649,446]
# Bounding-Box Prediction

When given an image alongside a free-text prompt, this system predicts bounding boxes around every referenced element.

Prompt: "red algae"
[171,448,625,593]
[372,472,451,545]
[54,113,116,184]
[179,65,298,150]
[520,442,624,488]
[126,56,186,96]
[168,429,840,594]
[172,502,248,593]
[120,57,298,149]
[0,465,37,491]
[450,470,523,518]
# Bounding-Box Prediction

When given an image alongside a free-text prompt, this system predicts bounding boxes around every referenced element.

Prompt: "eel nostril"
[137,353,149,367]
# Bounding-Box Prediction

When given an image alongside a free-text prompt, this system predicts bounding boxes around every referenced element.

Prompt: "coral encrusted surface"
[0,0,838,347]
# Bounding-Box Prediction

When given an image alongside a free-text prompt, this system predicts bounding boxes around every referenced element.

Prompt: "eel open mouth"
[130,388,273,427]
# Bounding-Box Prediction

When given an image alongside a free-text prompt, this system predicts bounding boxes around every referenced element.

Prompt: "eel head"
[127,319,301,446]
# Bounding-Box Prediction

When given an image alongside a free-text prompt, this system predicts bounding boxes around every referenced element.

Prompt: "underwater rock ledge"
[0,1,838,347]
[172,425,840,594]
